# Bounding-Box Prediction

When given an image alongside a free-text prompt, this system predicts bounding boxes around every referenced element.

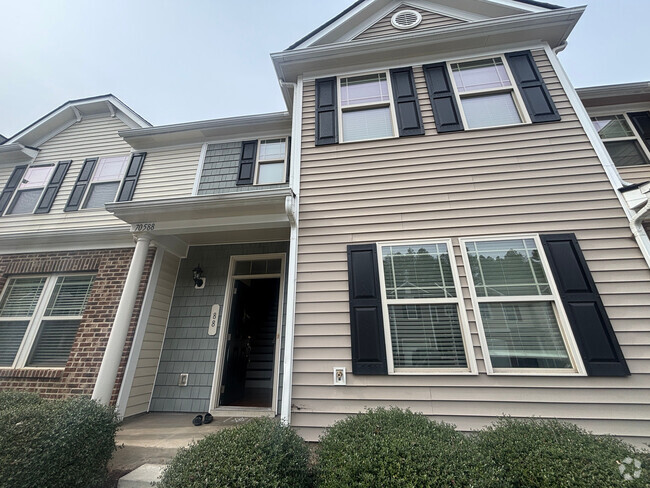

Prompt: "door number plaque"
[208,304,220,336]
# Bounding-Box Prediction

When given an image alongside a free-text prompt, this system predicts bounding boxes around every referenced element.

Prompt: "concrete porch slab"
[110,412,251,472]
[117,463,165,488]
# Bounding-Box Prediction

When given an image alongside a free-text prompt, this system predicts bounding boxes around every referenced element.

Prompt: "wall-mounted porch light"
[193,265,206,289]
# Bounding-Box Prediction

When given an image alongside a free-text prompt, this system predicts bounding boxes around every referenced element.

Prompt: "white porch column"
[92,234,151,405]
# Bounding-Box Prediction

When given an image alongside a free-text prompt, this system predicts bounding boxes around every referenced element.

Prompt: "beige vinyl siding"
[0,117,132,235]
[124,251,180,417]
[294,49,650,445]
[355,5,466,41]
[132,145,202,200]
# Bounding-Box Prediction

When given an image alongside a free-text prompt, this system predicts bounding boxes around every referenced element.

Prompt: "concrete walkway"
[110,412,251,486]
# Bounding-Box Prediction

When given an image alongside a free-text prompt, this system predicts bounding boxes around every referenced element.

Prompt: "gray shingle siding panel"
[150,241,289,413]
[197,142,289,194]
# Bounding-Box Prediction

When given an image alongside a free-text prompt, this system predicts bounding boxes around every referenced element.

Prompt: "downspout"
[280,78,303,424]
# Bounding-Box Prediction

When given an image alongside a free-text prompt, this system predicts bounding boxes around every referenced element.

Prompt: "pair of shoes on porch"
[192,413,213,426]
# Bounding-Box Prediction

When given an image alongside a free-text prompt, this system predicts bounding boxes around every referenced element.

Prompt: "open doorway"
[216,256,284,410]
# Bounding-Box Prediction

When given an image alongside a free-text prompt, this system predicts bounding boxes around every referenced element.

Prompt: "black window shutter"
[117,152,147,202]
[628,111,650,152]
[347,244,388,375]
[236,141,257,185]
[422,62,464,133]
[505,50,560,123]
[34,160,71,214]
[540,234,629,376]
[389,67,425,137]
[315,77,339,146]
[0,165,27,215]
[65,158,97,212]
[285,136,291,183]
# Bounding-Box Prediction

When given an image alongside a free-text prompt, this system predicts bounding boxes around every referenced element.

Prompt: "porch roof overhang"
[272,7,585,82]
[106,188,294,257]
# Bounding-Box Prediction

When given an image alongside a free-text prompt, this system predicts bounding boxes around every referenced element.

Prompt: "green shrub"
[476,417,649,488]
[158,417,311,488]
[316,407,503,488]
[0,391,119,488]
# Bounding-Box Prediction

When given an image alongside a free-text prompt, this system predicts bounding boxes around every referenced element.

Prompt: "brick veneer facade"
[0,247,155,403]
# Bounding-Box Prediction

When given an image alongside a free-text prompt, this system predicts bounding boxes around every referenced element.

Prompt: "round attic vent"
[391,9,422,30]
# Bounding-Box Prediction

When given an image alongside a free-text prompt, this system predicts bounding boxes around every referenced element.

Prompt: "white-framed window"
[0,274,95,368]
[83,155,130,209]
[591,114,650,167]
[255,139,287,185]
[338,72,398,143]
[459,235,584,375]
[6,164,55,215]
[377,240,476,374]
[448,56,530,130]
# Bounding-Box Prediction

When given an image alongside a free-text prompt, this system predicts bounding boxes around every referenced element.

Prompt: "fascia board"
[273,7,584,82]
[119,112,291,150]
[106,188,294,224]
[577,82,650,100]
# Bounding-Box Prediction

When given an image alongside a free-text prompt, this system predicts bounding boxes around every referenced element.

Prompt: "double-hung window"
[449,57,529,129]
[339,72,397,142]
[377,240,474,373]
[6,165,55,215]
[460,236,582,374]
[591,114,650,167]
[0,274,95,368]
[84,155,130,208]
[256,139,287,185]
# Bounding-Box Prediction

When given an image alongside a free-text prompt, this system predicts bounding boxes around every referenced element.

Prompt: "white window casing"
[337,71,399,143]
[590,113,650,167]
[5,164,55,215]
[459,234,585,376]
[447,55,531,130]
[0,274,95,369]
[254,138,288,185]
[376,239,477,375]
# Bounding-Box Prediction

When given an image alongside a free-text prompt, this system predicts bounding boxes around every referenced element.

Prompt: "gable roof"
[287,0,562,50]
[4,94,151,148]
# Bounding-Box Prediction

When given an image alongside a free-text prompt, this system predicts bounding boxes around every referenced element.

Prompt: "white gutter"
[545,44,650,270]
[280,77,303,424]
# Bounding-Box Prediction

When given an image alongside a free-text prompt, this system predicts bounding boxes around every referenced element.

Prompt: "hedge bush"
[316,407,503,488]
[476,417,649,488]
[0,391,119,488]
[157,417,311,488]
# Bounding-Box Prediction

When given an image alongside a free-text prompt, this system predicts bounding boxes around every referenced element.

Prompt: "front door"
[219,277,281,408]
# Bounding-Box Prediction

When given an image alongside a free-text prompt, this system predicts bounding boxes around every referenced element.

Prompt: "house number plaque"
[208,304,220,336]
[131,222,155,232]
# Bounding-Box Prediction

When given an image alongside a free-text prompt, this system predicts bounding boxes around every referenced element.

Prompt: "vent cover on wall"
[391,9,422,30]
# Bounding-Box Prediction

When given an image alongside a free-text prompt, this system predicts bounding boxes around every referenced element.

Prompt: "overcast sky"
[0,0,647,137]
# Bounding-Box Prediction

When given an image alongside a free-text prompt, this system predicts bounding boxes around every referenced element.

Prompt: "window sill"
[339,134,399,145]
[462,121,531,132]
[487,370,585,377]
[390,369,478,375]
[0,368,64,379]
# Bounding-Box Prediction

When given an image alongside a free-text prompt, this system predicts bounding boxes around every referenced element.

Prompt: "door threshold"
[211,406,275,418]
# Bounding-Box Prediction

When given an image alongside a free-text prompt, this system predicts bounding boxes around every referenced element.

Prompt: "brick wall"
[0,247,155,403]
